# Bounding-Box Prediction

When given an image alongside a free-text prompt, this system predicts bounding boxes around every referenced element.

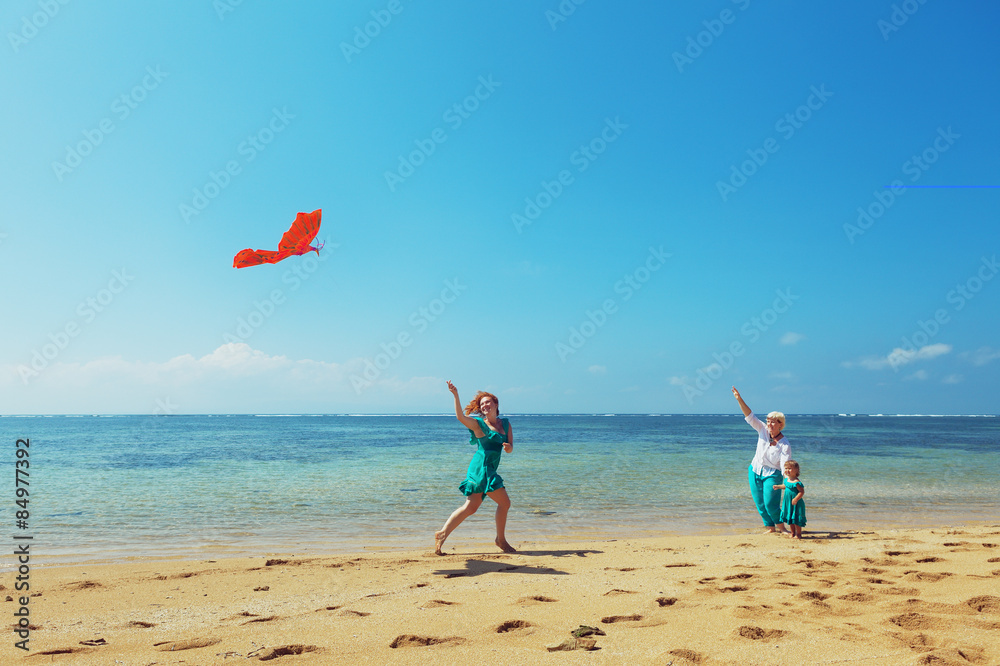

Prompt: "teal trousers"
[748,465,783,527]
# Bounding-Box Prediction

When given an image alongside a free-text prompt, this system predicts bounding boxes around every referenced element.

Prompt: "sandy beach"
[4,523,999,665]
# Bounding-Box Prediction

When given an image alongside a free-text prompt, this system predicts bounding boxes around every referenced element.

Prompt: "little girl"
[774,460,806,539]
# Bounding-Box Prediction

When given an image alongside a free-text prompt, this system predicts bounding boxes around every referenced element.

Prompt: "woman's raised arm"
[447,381,484,436]
[732,386,752,417]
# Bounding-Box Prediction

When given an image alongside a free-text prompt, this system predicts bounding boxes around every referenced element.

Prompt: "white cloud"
[845,343,952,371]
[903,369,928,381]
[770,371,793,380]
[887,343,952,368]
[588,365,607,375]
[667,376,688,386]
[943,374,963,384]
[779,332,805,345]
[2,344,451,414]
[967,346,1000,366]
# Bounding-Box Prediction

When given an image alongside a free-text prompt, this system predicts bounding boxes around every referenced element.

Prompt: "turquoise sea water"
[2,414,998,566]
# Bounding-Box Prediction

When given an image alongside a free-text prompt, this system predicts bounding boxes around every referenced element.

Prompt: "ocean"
[2,414,998,566]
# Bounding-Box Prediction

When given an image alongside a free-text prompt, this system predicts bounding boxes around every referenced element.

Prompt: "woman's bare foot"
[434,530,447,555]
[496,538,516,553]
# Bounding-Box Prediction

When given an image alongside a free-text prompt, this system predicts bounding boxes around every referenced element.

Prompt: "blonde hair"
[784,460,800,472]
[767,411,786,426]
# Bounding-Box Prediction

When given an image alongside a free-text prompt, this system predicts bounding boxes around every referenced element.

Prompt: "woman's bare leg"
[435,495,483,555]
[487,488,515,553]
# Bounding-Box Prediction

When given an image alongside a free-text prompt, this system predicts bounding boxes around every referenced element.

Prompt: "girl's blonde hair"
[784,460,800,472]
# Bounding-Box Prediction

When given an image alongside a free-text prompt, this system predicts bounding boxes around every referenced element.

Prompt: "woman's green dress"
[459,417,509,498]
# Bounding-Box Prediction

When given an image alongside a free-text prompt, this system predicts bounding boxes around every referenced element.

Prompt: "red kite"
[233,209,324,268]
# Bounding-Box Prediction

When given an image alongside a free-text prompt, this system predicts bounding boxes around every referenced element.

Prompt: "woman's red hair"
[464,391,499,416]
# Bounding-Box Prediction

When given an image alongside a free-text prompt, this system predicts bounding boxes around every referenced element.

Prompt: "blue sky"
[2,1,998,415]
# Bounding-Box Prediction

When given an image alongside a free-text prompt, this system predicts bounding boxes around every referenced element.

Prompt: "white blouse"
[746,413,791,475]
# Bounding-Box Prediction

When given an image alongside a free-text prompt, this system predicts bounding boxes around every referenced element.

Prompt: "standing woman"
[732,386,791,534]
[435,381,516,555]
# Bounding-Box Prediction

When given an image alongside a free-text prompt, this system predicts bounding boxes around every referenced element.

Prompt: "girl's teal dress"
[459,417,509,498]
[779,479,806,526]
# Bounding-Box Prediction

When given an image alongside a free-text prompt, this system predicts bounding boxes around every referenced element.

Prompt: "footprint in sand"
[724,573,754,580]
[838,593,874,603]
[655,597,678,607]
[154,637,221,651]
[422,600,458,608]
[64,580,103,591]
[603,589,637,596]
[720,585,748,593]
[33,647,90,656]
[736,626,788,640]
[242,616,280,625]
[799,591,831,601]
[902,571,953,583]
[517,595,557,605]
[865,577,893,585]
[916,556,945,563]
[495,620,533,633]
[315,606,342,612]
[888,612,947,631]
[601,614,643,623]
[666,648,704,664]
[389,635,465,648]
[127,621,156,628]
[605,566,637,572]
[258,645,319,661]
[965,595,1000,613]
[339,610,371,618]
[664,562,696,568]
